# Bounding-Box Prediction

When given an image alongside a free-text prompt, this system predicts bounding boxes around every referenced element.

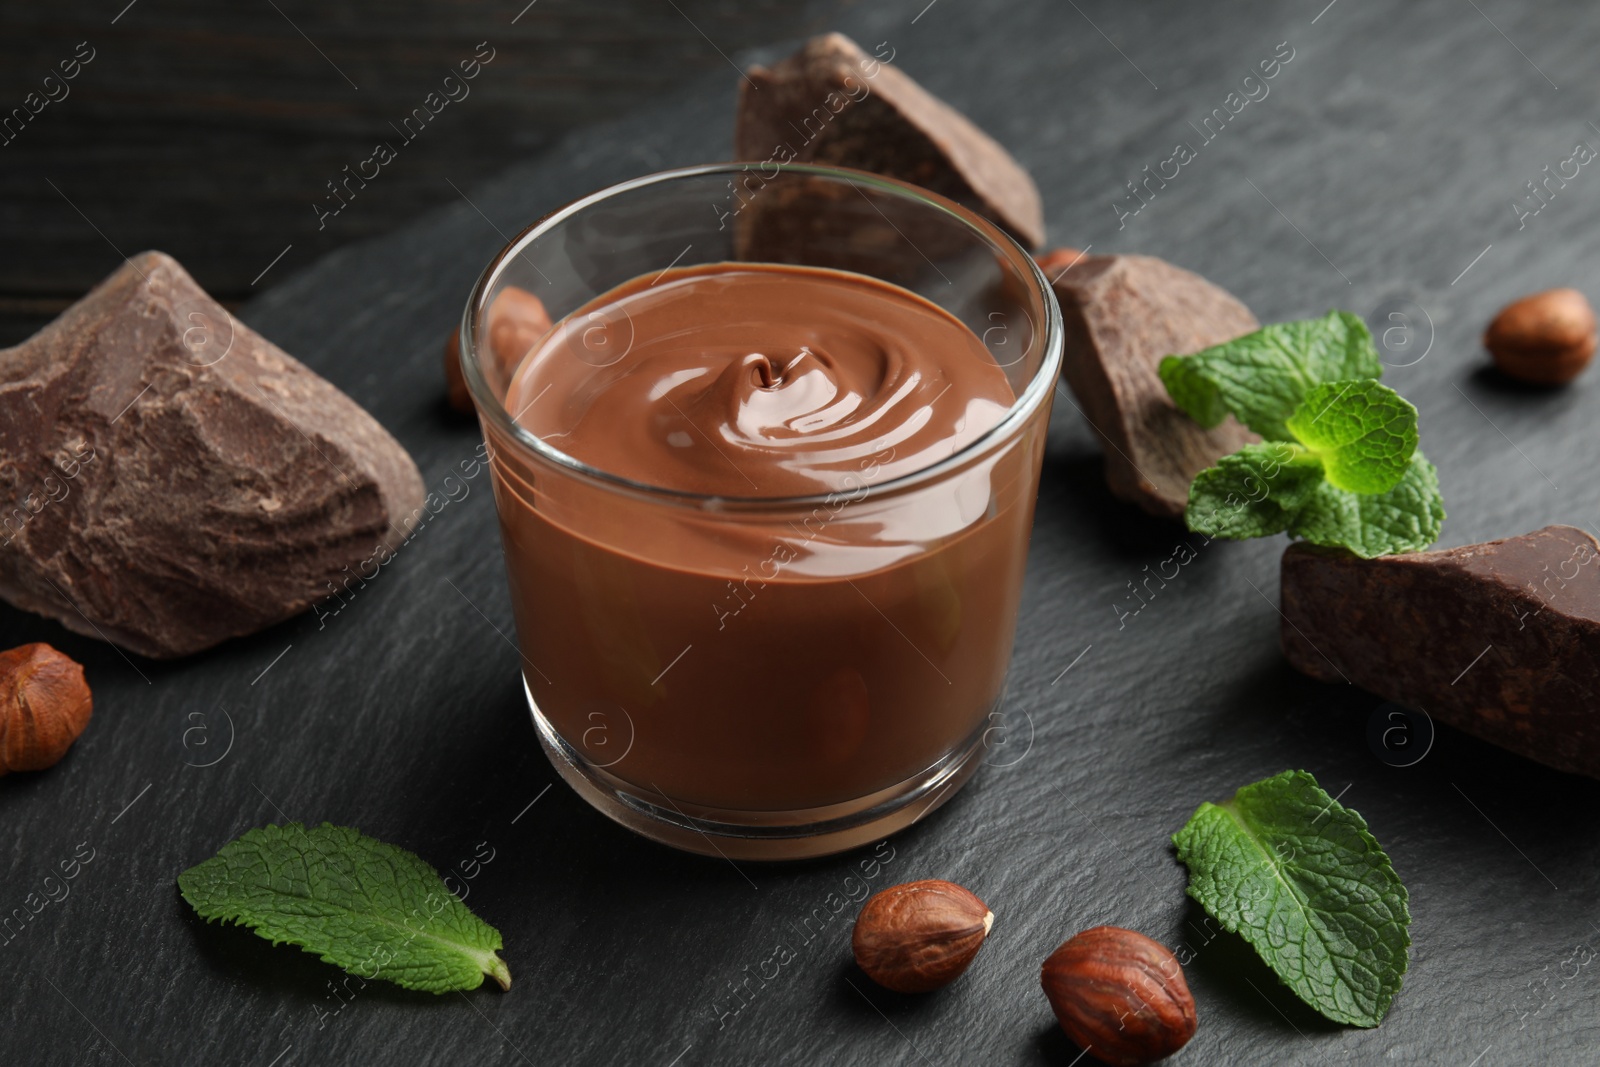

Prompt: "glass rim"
[460,161,1063,509]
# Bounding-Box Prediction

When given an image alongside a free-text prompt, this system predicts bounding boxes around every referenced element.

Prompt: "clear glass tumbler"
[461,163,1061,859]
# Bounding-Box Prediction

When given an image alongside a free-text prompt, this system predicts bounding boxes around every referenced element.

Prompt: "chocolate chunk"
[0,252,425,658]
[1051,253,1259,519]
[735,33,1044,249]
[1281,526,1600,779]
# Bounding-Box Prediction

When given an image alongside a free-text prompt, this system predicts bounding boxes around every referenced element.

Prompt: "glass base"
[524,674,986,861]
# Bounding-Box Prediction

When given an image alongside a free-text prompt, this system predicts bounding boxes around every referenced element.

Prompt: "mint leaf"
[1172,770,1410,1028]
[1285,380,1417,494]
[1186,443,1323,539]
[178,823,510,994]
[1159,311,1382,441]
[1289,451,1445,558]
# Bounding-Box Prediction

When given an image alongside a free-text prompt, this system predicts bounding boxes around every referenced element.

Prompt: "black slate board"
[6,1,1600,1064]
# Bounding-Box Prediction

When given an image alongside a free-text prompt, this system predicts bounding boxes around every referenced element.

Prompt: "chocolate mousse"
[492,263,1043,812]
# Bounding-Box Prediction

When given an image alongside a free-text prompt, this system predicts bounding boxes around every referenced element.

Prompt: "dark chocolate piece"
[1281,525,1600,779]
[0,252,425,658]
[735,33,1044,249]
[1050,253,1259,519]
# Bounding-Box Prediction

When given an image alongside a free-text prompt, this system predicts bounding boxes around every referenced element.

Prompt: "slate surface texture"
[4,1,1600,1064]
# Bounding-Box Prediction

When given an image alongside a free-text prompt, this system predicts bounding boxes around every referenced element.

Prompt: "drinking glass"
[461,163,1061,859]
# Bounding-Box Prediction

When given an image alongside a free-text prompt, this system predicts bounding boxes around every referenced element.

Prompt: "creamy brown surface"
[504,263,1015,497]
[488,263,1046,812]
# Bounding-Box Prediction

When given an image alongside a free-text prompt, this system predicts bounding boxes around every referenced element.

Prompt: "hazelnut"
[1034,247,1086,281]
[444,326,470,413]
[1484,288,1597,385]
[445,285,553,413]
[0,643,93,775]
[851,879,993,993]
[1040,926,1197,1066]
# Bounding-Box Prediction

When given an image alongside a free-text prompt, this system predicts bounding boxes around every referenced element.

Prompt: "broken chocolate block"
[1051,253,1259,519]
[0,252,425,658]
[1281,526,1600,779]
[735,33,1044,249]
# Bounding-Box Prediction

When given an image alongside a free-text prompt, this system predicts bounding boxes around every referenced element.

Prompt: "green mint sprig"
[1160,310,1382,441]
[178,823,510,994]
[1172,770,1411,1027]
[1161,313,1444,558]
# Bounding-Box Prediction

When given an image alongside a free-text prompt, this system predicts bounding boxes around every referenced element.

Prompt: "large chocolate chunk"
[735,33,1044,249]
[1281,526,1600,779]
[1051,254,1259,519]
[0,252,425,658]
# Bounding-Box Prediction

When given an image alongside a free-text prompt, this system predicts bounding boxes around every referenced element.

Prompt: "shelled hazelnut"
[851,879,993,993]
[0,643,93,775]
[1040,926,1197,1066]
[1484,288,1597,385]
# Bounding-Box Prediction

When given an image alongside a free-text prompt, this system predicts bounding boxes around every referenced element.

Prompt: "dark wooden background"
[0,0,852,346]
